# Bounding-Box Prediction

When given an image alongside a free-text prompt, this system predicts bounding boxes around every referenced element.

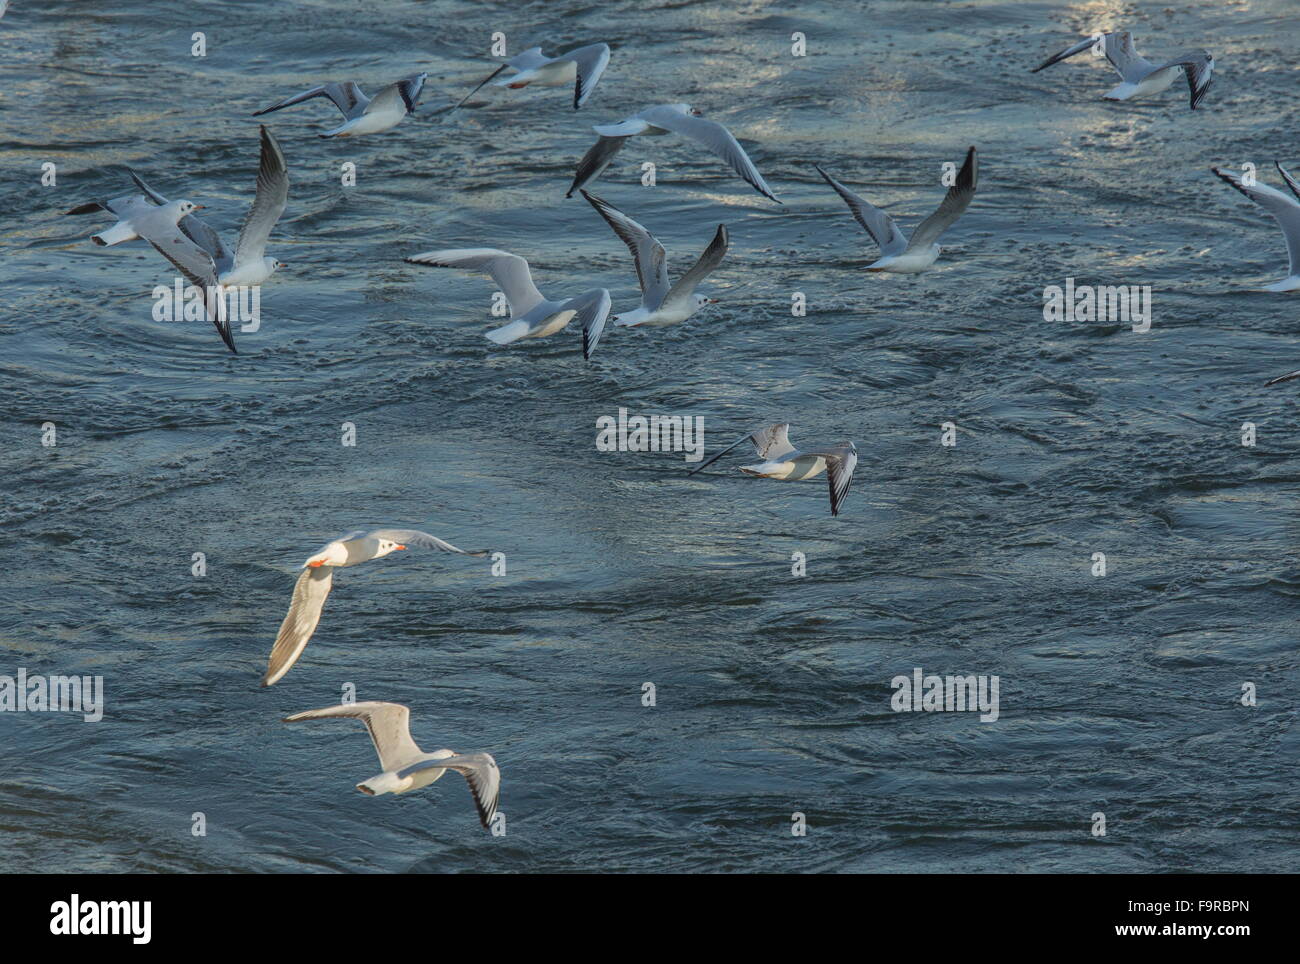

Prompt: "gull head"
[167,199,204,218]
[375,538,406,558]
[670,103,702,117]
[694,293,719,310]
[265,257,287,277]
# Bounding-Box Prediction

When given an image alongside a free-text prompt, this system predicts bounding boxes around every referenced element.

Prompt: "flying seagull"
[455,43,611,111]
[64,191,239,347]
[283,701,501,830]
[263,529,488,687]
[1031,31,1213,109]
[690,423,859,517]
[253,72,428,137]
[814,146,977,273]
[1211,164,1300,293]
[566,103,779,203]
[581,190,726,327]
[128,125,289,288]
[406,249,612,360]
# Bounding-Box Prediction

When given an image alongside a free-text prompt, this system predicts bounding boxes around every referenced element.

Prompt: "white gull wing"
[505,46,551,71]
[906,146,978,252]
[262,566,334,687]
[1212,167,1300,277]
[564,43,611,108]
[65,191,157,223]
[234,126,289,267]
[796,444,858,516]
[581,190,670,306]
[364,529,489,556]
[254,81,369,120]
[561,287,612,360]
[398,752,501,829]
[406,248,547,318]
[664,224,728,306]
[1031,31,1151,81]
[367,72,427,117]
[751,422,796,460]
[635,105,779,203]
[814,164,908,257]
[283,701,424,773]
[1151,51,1213,109]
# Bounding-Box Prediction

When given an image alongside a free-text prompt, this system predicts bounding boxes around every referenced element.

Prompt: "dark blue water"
[1,0,1298,872]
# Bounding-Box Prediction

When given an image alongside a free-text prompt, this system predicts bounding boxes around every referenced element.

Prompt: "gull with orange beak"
[581,190,727,329]
[262,529,489,687]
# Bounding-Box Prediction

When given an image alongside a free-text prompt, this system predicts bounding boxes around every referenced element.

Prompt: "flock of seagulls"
[47,19,1300,832]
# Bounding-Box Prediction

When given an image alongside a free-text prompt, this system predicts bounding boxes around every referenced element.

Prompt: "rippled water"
[1,0,1298,873]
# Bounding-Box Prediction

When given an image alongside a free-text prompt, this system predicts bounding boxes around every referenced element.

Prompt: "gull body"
[815,146,978,274]
[567,103,779,203]
[406,248,612,360]
[1211,163,1300,292]
[254,73,427,137]
[263,528,488,687]
[580,190,726,328]
[1031,31,1214,109]
[283,701,500,830]
[691,423,859,516]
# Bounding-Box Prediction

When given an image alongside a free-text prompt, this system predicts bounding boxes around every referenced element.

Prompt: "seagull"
[689,423,859,517]
[405,249,612,360]
[565,103,779,203]
[253,73,428,137]
[64,191,238,347]
[1265,369,1300,386]
[814,146,977,273]
[580,190,727,327]
[263,529,488,688]
[1211,164,1300,293]
[66,126,290,353]
[1031,31,1213,109]
[128,126,289,288]
[283,701,501,830]
[455,43,611,111]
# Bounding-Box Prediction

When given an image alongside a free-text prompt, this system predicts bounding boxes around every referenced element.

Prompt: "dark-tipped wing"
[566,135,628,198]
[283,701,422,773]
[581,190,669,304]
[814,164,908,256]
[406,248,546,318]
[234,126,289,266]
[1212,166,1300,277]
[399,753,501,830]
[637,105,780,203]
[564,288,612,361]
[664,224,728,305]
[906,146,977,252]
[564,43,611,109]
[1154,51,1213,110]
[254,81,368,119]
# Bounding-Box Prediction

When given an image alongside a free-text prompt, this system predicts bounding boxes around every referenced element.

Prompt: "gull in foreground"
[283,701,500,830]
[254,73,428,137]
[690,423,859,516]
[406,249,612,360]
[1031,31,1213,109]
[263,529,488,687]
[66,126,290,353]
[455,43,611,111]
[1212,164,1300,293]
[814,146,977,273]
[566,103,779,203]
[581,190,726,327]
